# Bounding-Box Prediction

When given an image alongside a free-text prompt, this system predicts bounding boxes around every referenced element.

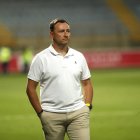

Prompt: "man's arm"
[26,79,43,115]
[81,78,93,105]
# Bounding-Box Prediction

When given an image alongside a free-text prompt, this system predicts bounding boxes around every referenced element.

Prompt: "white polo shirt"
[28,45,91,112]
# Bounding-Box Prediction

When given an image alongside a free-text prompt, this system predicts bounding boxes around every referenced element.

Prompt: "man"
[21,47,33,73]
[26,18,93,140]
[0,46,11,74]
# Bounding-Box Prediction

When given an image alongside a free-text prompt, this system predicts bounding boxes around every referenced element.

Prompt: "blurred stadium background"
[0,0,140,72]
[0,0,140,140]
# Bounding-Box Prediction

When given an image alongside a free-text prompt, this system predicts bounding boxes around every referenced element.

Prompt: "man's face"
[51,22,71,46]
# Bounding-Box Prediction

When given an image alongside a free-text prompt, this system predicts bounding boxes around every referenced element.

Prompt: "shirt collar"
[49,45,59,55]
[48,44,74,57]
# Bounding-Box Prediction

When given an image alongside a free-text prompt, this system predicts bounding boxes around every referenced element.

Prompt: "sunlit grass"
[0,68,140,140]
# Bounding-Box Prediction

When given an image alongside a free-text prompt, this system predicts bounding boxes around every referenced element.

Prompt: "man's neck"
[52,44,68,56]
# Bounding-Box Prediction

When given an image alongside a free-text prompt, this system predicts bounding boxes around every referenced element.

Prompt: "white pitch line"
[0,110,139,121]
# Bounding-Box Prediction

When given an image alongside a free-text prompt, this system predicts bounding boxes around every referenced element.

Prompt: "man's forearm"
[84,86,93,104]
[82,79,93,104]
[26,89,42,114]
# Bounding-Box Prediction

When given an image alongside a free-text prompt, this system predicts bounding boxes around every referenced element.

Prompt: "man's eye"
[58,29,70,33]
[59,30,64,32]
[66,29,70,32]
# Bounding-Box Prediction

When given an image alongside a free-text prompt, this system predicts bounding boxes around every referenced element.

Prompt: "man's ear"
[50,31,53,39]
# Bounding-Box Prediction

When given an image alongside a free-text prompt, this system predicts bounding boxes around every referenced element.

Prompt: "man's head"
[49,18,71,47]
[49,18,69,32]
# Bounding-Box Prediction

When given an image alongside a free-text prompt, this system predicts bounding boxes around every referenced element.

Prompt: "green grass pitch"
[0,68,140,140]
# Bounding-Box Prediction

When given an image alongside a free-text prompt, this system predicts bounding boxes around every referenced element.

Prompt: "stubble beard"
[54,39,70,48]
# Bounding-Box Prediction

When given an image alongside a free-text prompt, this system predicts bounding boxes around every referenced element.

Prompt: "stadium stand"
[107,0,140,45]
[0,0,139,49]
[0,0,140,72]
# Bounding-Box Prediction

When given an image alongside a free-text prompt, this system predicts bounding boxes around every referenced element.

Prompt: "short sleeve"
[27,55,43,82]
[80,54,91,80]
